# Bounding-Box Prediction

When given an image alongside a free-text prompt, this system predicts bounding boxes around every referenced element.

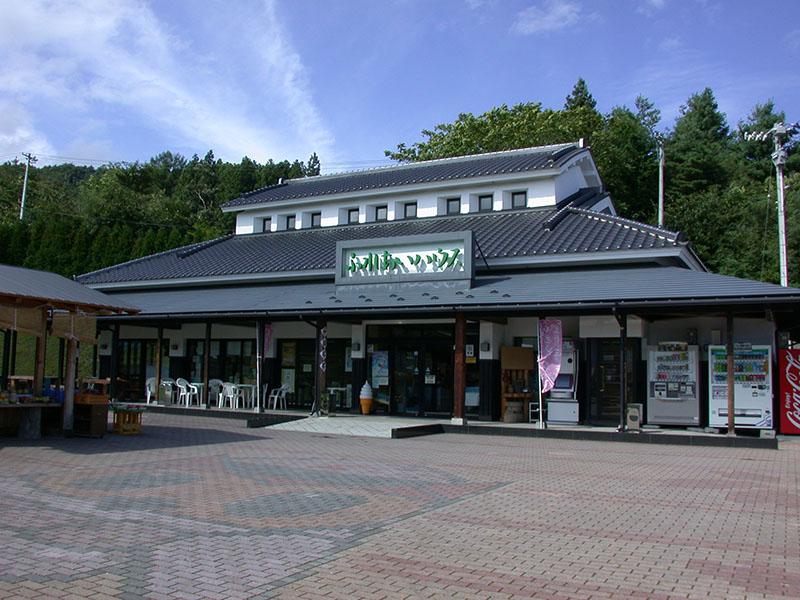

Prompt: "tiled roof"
[77,203,688,285]
[106,266,800,318]
[0,264,137,313]
[221,143,585,208]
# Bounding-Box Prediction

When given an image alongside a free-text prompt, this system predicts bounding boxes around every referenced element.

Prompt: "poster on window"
[281,368,295,393]
[372,350,389,387]
[281,341,296,367]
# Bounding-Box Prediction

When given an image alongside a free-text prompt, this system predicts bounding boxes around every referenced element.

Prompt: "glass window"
[261,217,271,232]
[447,198,460,214]
[512,191,527,208]
[479,194,493,212]
[404,202,417,219]
[348,208,359,224]
[310,212,321,228]
[375,205,388,221]
[286,214,296,229]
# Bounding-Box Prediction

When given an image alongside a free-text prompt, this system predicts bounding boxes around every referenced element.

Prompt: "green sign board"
[335,231,474,285]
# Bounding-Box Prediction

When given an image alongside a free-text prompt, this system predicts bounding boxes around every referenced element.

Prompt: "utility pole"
[655,132,665,228]
[19,152,37,220]
[745,122,799,287]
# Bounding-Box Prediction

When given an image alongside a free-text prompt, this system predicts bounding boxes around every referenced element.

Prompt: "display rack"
[500,347,536,423]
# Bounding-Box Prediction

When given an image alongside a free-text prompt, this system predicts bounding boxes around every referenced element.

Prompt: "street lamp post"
[745,122,799,287]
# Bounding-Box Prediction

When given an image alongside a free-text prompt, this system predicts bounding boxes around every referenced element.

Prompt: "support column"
[63,338,78,431]
[155,326,164,402]
[109,324,120,400]
[2,330,10,391]
[614,309,628,432]
[33,309,47,396]
[58,338,65,389]
[255,320,264,412]
[453,312,466,425]
[203,322,211,408]
[726,313,736,436]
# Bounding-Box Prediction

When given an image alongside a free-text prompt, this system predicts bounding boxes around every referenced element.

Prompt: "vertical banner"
[263,323,274,357]
[779,349,800,435]
[538,319,563,393]
[319,326,327,373]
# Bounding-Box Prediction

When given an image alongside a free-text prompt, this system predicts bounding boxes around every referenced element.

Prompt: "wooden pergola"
[0,264,138,430]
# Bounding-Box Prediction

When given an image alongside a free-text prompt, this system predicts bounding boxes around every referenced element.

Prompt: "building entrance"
[367,325,455,417]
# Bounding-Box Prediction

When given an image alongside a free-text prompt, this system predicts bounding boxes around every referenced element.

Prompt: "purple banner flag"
[538,319,563,394]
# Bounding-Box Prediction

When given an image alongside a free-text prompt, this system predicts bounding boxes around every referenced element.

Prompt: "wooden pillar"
[58,338,65,389]
[109,324,120,399]
[726,313,736,436]
[63,338,78,430]
[33,309,47,396]
[203,322,211,408]
[155,326,164,402]
[1,329,10,391]
[10,330,17,375]
[453,312,466,424]
[255,320,263,412]
[620,317,628,432]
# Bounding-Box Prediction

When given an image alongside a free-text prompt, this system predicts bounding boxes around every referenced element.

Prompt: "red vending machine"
[778,349,800,435]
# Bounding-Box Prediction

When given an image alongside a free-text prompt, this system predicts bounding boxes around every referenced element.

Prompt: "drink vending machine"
[546,339,579,424]
[646,342,700,426]
[708,345,772,429]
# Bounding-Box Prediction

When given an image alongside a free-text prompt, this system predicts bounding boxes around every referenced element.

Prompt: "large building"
[77,142,800,430]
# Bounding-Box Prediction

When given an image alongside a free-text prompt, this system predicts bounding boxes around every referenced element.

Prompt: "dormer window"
[446,198,460,215]
[511,191,527,208]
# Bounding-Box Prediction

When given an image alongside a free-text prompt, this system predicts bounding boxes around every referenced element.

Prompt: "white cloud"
[0,100,55,161]
[512,0,581,35]
[0,0,334,165]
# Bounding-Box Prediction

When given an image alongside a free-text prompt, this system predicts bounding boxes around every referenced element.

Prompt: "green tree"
[592,104,659,221]
[666,88,731,197]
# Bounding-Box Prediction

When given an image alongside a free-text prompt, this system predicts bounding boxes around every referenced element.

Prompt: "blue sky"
[1,0,799,173]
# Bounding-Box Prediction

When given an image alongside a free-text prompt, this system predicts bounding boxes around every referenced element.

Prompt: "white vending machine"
[646,342,700,426]
[708,345,773,429]
[546,339,579,424]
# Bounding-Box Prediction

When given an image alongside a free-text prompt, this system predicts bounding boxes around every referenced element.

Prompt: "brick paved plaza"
[0,413,798,599]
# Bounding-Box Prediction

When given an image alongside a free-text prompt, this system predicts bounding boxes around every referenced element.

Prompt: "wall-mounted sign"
[335,231,474,285]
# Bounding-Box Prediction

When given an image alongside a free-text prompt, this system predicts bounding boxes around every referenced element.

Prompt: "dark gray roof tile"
[222,144,585,208]
[77,203,687,285]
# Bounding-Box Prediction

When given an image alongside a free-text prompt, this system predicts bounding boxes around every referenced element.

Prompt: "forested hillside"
[1,80,797,285]
[0,151,320,277]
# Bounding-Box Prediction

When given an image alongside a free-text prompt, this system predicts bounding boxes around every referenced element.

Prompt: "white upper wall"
[233,156,602,235]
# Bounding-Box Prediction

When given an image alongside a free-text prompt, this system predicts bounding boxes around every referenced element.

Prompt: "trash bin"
[626,403,643,431]
[73,393,109,437]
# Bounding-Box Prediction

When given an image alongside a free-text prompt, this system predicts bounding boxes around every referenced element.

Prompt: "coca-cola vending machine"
[779,349,800,435]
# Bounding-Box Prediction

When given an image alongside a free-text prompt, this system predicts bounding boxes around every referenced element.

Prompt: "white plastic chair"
[208,379,224,407]
[145,377,157,404]
[176,378,200,407]
[267,384,289,410]
[221,382,243,409]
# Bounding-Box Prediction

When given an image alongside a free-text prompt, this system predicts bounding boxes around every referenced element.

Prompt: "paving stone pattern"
[0,413,798,599]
